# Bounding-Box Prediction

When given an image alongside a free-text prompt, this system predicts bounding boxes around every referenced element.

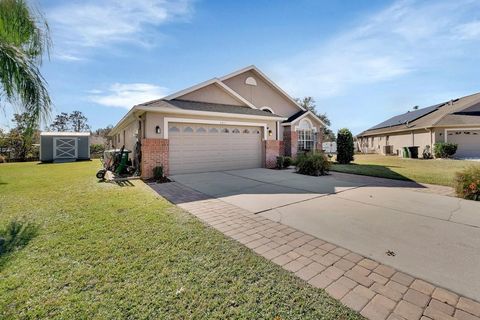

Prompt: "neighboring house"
[109,65,325,178]
[40,132,90,162]
[357,92,480,158]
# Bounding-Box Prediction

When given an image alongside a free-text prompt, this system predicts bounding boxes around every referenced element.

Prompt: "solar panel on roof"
[368,103,444,130]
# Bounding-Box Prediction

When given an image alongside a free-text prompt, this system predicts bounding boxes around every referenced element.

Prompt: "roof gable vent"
[245,76,257,86]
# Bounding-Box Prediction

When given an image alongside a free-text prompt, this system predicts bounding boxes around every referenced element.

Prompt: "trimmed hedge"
[276,156,294,169]
[296,152,331,176]
[433,142,458,158]
[336,128,354,164]
[455,166,480,201]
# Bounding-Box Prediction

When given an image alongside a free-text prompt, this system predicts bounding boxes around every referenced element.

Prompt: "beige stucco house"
[357,92,480,158]
[109,65,325,178]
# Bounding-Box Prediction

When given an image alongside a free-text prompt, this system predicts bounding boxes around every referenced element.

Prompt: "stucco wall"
[145,112,279,141]
[177,83,244,106]
[222,70,300,117]
[360,129,434,157]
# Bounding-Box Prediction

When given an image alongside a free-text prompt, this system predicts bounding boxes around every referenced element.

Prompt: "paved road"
[171,168,480,301]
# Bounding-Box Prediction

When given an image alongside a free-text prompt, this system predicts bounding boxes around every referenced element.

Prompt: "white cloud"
[271,0,480,98]
[89,83,169,109]
[454,21,480,40]
[48,0,194,56]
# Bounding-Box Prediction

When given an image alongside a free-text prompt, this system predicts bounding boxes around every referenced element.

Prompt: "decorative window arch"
[169,126,180,133]
[183,126,194,133]
[209,128,219,133]
[243,129,250,134]
[196,127,207,133]
[245,76,257,86]
[261,106,274,114]
[232,128,240,133]
[221,128,230,133]
[298,118,313,130]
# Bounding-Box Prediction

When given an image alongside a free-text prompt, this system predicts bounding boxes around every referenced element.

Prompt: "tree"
[49,112,70,131]
[69,110,90,132]
[94,125,113,137]
[49,111,90,132]
[0,0,52,129]
[6,113,39,160]
[295,96,336,141]
[336,128,354,164]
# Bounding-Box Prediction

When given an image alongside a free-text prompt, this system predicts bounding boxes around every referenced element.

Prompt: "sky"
[2,0,480,134]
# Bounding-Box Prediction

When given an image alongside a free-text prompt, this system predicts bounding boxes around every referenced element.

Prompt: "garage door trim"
[444,127,480,142]
[163,117,268,140]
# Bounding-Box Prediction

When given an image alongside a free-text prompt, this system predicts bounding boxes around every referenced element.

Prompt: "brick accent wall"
[316,131,324,152]
[283,127,298,158]
[141,138,169,179]
[265,140,282,169]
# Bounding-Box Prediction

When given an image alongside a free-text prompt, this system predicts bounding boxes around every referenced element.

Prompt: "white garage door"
[169,123,263,175]
[447,130,480,158]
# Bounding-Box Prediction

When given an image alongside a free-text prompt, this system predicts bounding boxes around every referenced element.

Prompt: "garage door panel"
[447,130,480,158]
[169,123,263,175]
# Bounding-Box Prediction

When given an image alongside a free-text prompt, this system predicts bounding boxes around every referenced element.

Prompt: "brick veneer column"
[265,140,281,169]
[316,131,324,152]
[141,138,169,179]
[283,127,298,158]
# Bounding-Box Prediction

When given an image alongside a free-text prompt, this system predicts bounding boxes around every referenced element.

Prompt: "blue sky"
[2,0,480,134]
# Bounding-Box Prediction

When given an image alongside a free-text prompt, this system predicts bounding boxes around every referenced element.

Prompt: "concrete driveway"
[171,168,480,301]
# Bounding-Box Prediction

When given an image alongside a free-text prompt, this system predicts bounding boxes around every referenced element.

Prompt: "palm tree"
[0,0,52,128]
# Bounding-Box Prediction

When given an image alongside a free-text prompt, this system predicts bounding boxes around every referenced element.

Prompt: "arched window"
[232,128,240,133]
[169,126,180,133]
[245,76,257,86]
[297,119,315,152]
[183,126,194,133]
[209,128,219,133]
[221,128,229,133]
[243,129,250,134]
[261,106,274,114]
[196,127,207,133]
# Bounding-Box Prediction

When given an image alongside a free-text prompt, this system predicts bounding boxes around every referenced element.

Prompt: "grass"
[0,161,363,319]
[331,154,480,187]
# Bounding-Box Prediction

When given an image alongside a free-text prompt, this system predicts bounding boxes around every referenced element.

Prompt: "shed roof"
[40,132,90,136]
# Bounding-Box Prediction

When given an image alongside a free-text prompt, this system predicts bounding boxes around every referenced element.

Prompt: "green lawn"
[0,161,362,319]
[331,154,480,186]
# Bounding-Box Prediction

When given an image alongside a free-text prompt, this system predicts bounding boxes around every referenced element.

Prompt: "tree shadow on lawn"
[0,219,39,270]
[331,163,415,182]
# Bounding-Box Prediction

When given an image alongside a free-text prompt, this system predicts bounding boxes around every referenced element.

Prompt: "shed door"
[53,137,78,159]
[169,123,263,175]
[447,130,480,158]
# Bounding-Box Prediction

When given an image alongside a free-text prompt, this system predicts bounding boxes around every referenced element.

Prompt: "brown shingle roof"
[358,92,480,136]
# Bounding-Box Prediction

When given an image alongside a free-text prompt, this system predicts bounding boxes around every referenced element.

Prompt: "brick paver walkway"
[149,181,479,320]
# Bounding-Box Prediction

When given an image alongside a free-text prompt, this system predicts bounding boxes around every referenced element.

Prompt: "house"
[357,92,480,158]
[40,132,90,162]
[109,65,326,178]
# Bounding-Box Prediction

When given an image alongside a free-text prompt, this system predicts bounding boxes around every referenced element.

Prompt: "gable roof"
[162,78,257,109]
[358,92,480,136]
[281,110,327,127]
[219,65,306,112]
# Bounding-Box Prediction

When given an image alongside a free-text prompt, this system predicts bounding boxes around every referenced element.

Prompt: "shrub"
[90,144,105,159]
[296,152,331,176]
[336,128,354,164]
[276,156,284,169]
[0,219,38,256]
[433,142,458,158]
[283,156,293,168]
[153,166,164,180]
[455,166,480,201]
